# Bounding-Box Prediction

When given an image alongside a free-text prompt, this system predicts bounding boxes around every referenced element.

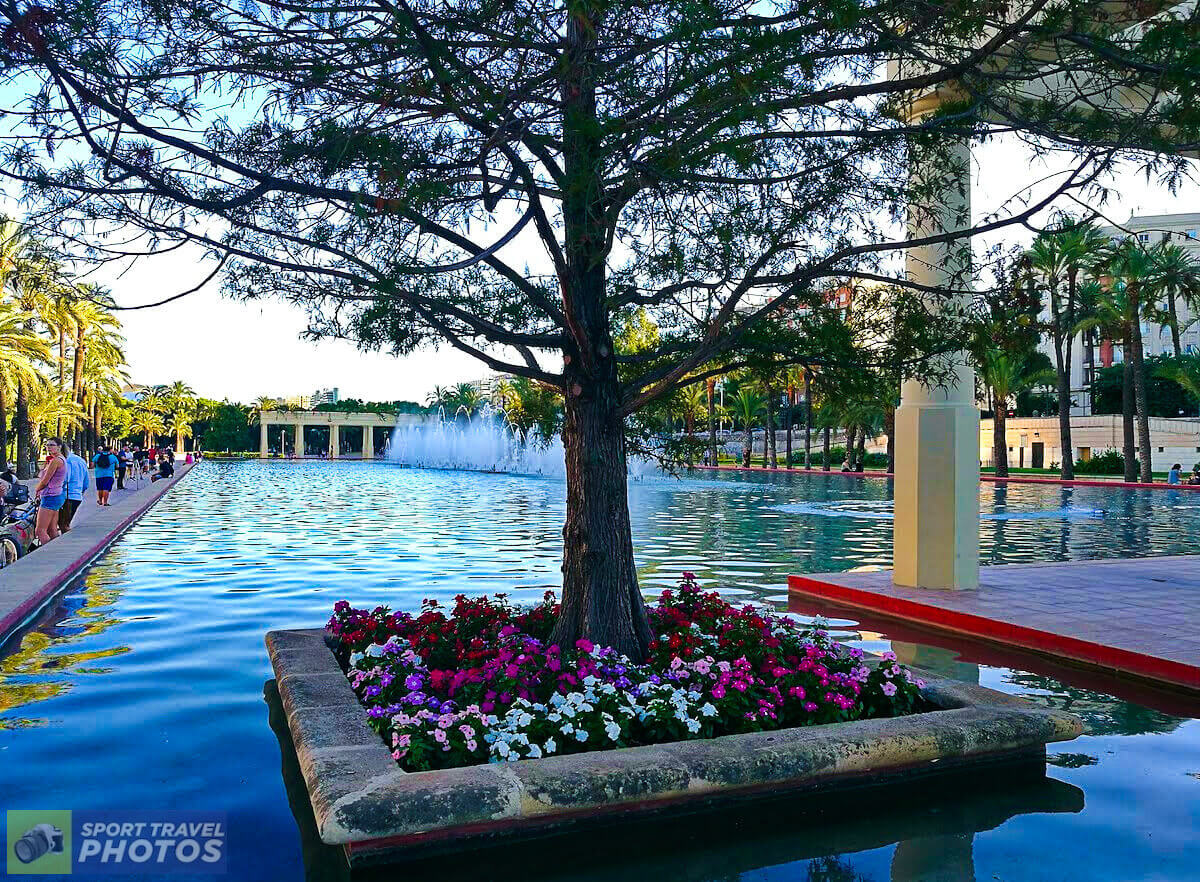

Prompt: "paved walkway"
[0,463,195,642]
[790,557,1200,693]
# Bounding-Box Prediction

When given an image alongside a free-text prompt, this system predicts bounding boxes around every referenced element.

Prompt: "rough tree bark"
[547,8,651,659]
[706,379,717,467]
[803,369,812,469]
[14,379,33,478]
[1122,354,1137,483]
[1128,311,1154,483]
[763,386,776,468]
[993,396,1008,478]
[0,385,7,468]
[822,425,831,470]
[884,406,896,474]
[784,386,794,469]
[844,425,857,470]
[855,426,866,471]
[1058,268,1078,479]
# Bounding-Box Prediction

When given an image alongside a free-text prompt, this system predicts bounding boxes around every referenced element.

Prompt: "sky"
[69,137,1200,405]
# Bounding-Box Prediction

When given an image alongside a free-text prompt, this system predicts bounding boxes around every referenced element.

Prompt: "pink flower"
[711,684,726,699]
[881,681,897,697]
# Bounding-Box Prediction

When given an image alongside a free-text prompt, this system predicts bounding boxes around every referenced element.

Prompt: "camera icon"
[13,824,64,864]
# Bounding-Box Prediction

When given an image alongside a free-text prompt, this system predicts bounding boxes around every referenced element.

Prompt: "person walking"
[93,445,117,506]
[59,441,90,533]
[34,438,68,546]
[116,444,130,489]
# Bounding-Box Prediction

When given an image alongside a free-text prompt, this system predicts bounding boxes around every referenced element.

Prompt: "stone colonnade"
[257,411,393,458]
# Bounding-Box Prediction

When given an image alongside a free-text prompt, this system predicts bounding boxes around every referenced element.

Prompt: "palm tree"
[976,350,1055,477]
[1028,218,1108,479]
[1098,239,1158,482]
[168,410,194,453]
[1077,278,1139,481]
[0,301,50,464]
[1146,242,1200,357]
[451,382,483,421]
[729,388,763,467]
[131,407,167,448]
[675,383,708,466]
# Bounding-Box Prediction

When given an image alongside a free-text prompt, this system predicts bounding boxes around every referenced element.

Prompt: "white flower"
[527,744,543,759]
[604,722,621,741]
[582,675,598,687]
[686,719,701,734]
[575,729,589,742]
[548,712,562,723]
[544,738,557,754]
[348,651,365,666]
[699,703,717,718]
[495,742,511,758]
[517,713,533,728]
[561,722,575,734]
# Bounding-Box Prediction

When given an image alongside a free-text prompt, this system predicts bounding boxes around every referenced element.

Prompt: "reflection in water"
[0,567,129,728]
[1001,672,1186,737]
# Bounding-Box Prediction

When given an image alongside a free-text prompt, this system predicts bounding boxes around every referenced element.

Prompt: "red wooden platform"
[789,557,1200,694]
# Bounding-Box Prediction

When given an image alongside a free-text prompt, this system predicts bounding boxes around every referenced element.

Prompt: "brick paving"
[789,556,1200,692]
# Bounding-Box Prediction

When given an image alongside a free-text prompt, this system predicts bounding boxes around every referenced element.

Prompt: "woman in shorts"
[93,445,117,505]
[34,437,68,546]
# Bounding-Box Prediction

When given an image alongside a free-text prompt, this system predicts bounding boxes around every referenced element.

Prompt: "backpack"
[96,453,112,469]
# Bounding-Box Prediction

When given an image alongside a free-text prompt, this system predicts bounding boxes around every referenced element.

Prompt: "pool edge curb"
[0,462,197,645]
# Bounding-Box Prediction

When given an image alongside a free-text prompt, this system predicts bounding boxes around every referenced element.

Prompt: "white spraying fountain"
[384,405,658,478]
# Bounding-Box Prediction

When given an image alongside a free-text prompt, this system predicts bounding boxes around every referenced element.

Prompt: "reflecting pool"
[1,461,1197,881]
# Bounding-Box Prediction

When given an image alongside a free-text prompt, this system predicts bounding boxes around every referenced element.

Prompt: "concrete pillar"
[363,424,374,459]
[260,421,268,457]
[295,422,304,456]
[330,424,339,458]
[893,136,979,590]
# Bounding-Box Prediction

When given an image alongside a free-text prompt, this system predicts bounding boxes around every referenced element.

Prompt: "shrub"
[1074,448,1135,476]
[328,575,927,772]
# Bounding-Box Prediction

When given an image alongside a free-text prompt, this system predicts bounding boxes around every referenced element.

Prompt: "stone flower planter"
[266,628,1082,866]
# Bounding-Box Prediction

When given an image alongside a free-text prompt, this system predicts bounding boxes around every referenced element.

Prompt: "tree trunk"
[822,425,830,470]
[742,422,752,467]
[844,425,857,470]
[550,375,652,659]
[884,407,896,474]
[1128,313,1154,482]
[1053,335,1075,481]
[15,379,33,478]
[684,413,694,467]
[547,8,651,660]
[1122,353,1137,483]
[855,427,866,471]
[706,379,717,467]
[1060,270,1078,479]
[763,387,776,468]
[993,398,1008,478]
[803,370,812,469]
[0,385,7,468]
[784,387,794,469]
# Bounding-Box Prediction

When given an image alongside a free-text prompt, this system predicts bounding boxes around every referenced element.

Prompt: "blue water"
[1,461,1197,881]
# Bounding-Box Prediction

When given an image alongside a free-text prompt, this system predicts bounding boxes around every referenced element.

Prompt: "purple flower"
[881,681,897,697]
[404,674,423,690]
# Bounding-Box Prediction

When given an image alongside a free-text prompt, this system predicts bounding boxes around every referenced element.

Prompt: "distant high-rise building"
[282,394,311,409]
[311,387,339,407]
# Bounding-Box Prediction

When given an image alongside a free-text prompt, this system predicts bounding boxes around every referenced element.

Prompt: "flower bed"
[327,574,927,772]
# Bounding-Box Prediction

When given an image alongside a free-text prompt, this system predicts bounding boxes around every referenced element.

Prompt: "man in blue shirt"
[59,440,90,532]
